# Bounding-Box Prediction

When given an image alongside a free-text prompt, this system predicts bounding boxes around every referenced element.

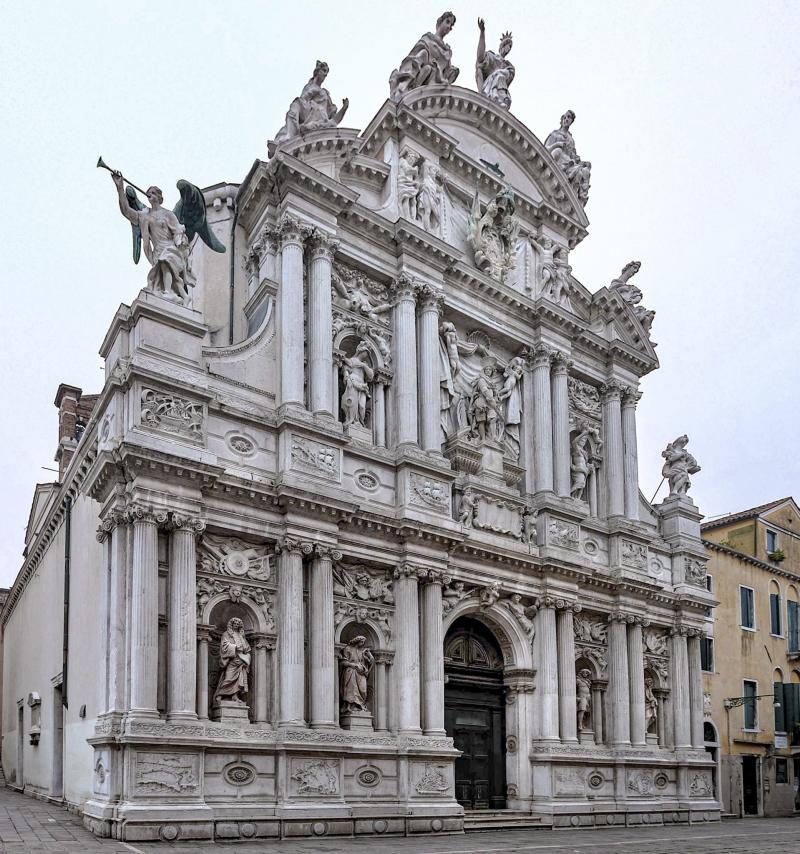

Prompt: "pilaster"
[393,564,422,733]
[417,286,444,453]
[278,215,312,410]
[607,611,631,746]
[626,617,647,746]
[551,353,571,498]
[671,625,692,748]
[420,569,447,735]
[601,381,625,518]
[533,596,559,741]
[621,388,641,521]
[556,602,579,742]
[531,346,554,494]
[308,230,338,418]
[309,544,341,727]
[392,275,419,447]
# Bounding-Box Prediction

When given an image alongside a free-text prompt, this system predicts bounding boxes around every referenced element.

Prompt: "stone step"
[464,810,544,831]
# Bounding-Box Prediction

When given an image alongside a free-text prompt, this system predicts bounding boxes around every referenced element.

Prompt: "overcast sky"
[0,1,798,586]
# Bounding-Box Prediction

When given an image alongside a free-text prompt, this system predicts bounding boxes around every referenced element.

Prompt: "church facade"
[2,13,718,842]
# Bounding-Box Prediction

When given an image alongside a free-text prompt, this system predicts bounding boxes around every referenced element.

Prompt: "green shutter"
[774,682,786,732]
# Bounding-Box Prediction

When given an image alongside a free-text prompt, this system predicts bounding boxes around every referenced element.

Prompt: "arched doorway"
[444,617,506,809]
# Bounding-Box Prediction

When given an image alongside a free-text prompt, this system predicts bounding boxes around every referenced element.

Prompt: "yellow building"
[702,497,800,817]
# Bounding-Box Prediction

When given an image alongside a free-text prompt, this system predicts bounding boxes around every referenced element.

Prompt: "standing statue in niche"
[214,618,251,704]
[576,669,593,730]
[531,231,559,296]
[438,323,488,441]
[570,428,591,500]
[389,11,460,102]
[498,356,524,459]
[645,677,658,733]
[458,488,478,528]
[468,186,519,282]
[468,367,503,443]
[417,160,442,232]
[340,636,374,713]
[475,18,515,110]
[521,506,538,546]
[545,110,592,206]
[340,341,374,428]
[610,261,656,333]
[273,61,349,147]
[661,435,700,497]
[398,149,422,221]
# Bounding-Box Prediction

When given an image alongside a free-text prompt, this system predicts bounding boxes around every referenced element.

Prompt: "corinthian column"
[129,505,166,716]
[97,510,128,714]
[393,276,419,447]
[309,544,340,727]
[607,612,631,746]
[534,598,559,741]
[521,357,536,495]
[687,631,704,748]
[622,389,641,521]
[278,215,310,409]
[627,619,646,745]
[671,626,691,748]
[167,514,204,721]
[394,565,421,733]
[420,571,446,735]
[557,604,578,742]
[277,537,312,726]
[531,346,554,493]
[551,353,571,498]
[418,287,443,453]
[601,382,625,517]
[196,625,212,720]
[308,231,338,417]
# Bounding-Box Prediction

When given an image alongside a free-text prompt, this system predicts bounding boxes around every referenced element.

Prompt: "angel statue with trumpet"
[99,157,225,305]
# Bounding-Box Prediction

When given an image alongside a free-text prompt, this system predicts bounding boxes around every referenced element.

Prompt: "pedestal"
[211,699,250,724]
[340,709,374,731]
[578,728,595,745]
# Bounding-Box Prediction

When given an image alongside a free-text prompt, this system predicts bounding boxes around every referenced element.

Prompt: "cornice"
[702,538,800,582]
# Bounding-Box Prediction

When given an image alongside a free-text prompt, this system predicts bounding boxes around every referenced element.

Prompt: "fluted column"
[167,514,204,721]
[420,571,446,735]
[309,544,340,727]
[531,346,554,493]
[393,276,419,447]
[278,215,310,409]
[129,505,166,716]
[591,680,606,743]
[521,357,536,495]
[97,510,128,714]
[557,604,578,742]
[551,353,571,498]
[687,632,704,748]
[601,382,625,517]
[373,651,391,731]
[671,627,691,748]
[607,612,631,746]
[373,374,388,447]
[627,619,646,745]
[418,287,443,453]
[196,625,212,720]
[622,389,641,521]
[308,231,338,417]
[534,598,559,740]
[394,565,421,733]
[252,634,272,724]
[277,537,312,726]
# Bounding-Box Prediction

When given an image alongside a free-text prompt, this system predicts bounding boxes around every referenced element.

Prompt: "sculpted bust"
[389,11,460,102]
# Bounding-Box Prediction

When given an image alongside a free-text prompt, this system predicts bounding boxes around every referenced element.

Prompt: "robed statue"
[340,636,374,713]
[389,11,460,102]
[214,617,251,704]
[273,60,349,148]
[475,18,514,109]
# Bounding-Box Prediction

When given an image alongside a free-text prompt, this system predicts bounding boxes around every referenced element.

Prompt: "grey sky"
[1,0,798,586]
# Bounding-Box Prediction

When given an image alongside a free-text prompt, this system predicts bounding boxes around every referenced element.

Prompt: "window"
[776,758,788,784]
[701,636,715,672]
[743,680,758,730]
[771,591,783,636]
[740,586,756,630]
[775,680,786,732]
[767,530,779,553]
[789,601,800,652]
[774,682,800,745]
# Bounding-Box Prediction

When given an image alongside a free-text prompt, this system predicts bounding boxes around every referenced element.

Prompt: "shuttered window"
[771,593,783,635]
[740,587,755,629]
[788,601,800,652]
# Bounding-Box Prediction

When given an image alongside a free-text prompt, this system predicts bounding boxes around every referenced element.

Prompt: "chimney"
[54,384,82,481]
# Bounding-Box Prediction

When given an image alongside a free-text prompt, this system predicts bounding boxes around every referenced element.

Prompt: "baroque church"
[2,11,718,842]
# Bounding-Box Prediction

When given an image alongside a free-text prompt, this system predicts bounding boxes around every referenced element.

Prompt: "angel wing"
[174,180,226,253]
[125,185,146,264]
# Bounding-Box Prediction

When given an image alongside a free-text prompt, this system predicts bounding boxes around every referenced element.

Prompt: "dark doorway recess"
[742,755,759,815]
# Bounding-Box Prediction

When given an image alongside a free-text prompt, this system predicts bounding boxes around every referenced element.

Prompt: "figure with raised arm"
[661,435,700,497]
[475,18,515,109]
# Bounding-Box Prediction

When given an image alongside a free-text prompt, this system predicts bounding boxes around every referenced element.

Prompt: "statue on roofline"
[389,11,460,102]
[475,18,515,109]
[610,261,656,334]
[545,110,592,206]
[661,434,700,497]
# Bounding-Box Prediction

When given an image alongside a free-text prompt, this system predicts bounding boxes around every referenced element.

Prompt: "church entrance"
[444,617,506,810]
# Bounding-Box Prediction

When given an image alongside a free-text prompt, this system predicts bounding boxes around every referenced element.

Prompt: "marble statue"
[214,618,251,704]
[545,110,591,206]
[274,61,349,147]
[458,489,478,527]
[398,149,422,221]
[417,159,441,232]
[340,342,374,427]
[438,322,488,441]
[468,367,503,443]
[503,594,535,637]
[440,322,461,377]
[645,677,658,733]
[332,268,392,325]
[498,356,524,459]
[389,11,460,102]
[467,186,519,282]
[570,429,590,500]
[550,250,573,308]
[340,636,374,713]
[475,18,515,109]
[661,435,700,497]
[531,231,559,295]
[610,262,656,333]
[576,668,592,730]
[521,506,538,546]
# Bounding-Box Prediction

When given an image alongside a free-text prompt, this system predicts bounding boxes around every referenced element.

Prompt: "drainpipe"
[228,201,239,345]
[62,496,71,709]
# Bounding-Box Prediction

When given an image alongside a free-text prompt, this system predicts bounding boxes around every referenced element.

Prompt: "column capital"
[275,536,315,556]
[422,569,449,586]
[125,502,169,527]
[550,351,572,375]
[621,387,642,407]
[599,380,624,402]
[529,344,553,368]
[169,512,206,534]
[374,367,393,386]
[393,562,425,580]
[373,649,395,664]
[417,284,444,313]
[607,609,637,624]
[389,273,419,304]
[670,623,691,637]
[251,632,277,651]
[537,596,579,612]
[197,623,215,642]
[277,214,313,247]
[256,224,280,253]
[308,229,339,260]
[314,543,342,561]
[96,509,127,542]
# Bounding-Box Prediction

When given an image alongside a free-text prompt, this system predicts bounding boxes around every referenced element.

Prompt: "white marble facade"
[4,21,717,844]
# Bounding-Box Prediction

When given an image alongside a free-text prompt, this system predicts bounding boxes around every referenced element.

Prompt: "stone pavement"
[0,783,798,854]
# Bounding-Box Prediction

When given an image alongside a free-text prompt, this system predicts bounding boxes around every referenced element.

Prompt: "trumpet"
[97,156,149,197]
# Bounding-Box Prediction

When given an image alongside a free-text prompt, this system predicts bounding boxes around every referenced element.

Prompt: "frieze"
[331,262,392,328]
[548,518,580,550]
[684,556,707,586]
[135,753,199,794]
[292,759,339,795]
[627,770,654,795]
[409,473,450,513]
[568,377,601,420]
[642,628,669,658]
[198,535,273,583]
[621,539,647,570]
[290,435,340,481]
[689,771,713,797]
[333,564,394,604]
[140,388,203,440]
[415,762,450,794]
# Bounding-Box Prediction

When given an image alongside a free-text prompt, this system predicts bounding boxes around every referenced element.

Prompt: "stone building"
[2,14,717,842]
[702,498,800,817]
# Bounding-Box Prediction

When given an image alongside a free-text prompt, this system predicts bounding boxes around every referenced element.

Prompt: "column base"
[423,728,447,737]
[309,720,338,729]
[167,711,199,724]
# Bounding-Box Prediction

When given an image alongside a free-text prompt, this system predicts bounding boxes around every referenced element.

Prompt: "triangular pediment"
[590,287,659,367]
[25,482,58,548]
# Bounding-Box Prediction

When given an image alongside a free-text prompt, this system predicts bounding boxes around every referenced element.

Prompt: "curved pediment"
[394,86,589,235]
